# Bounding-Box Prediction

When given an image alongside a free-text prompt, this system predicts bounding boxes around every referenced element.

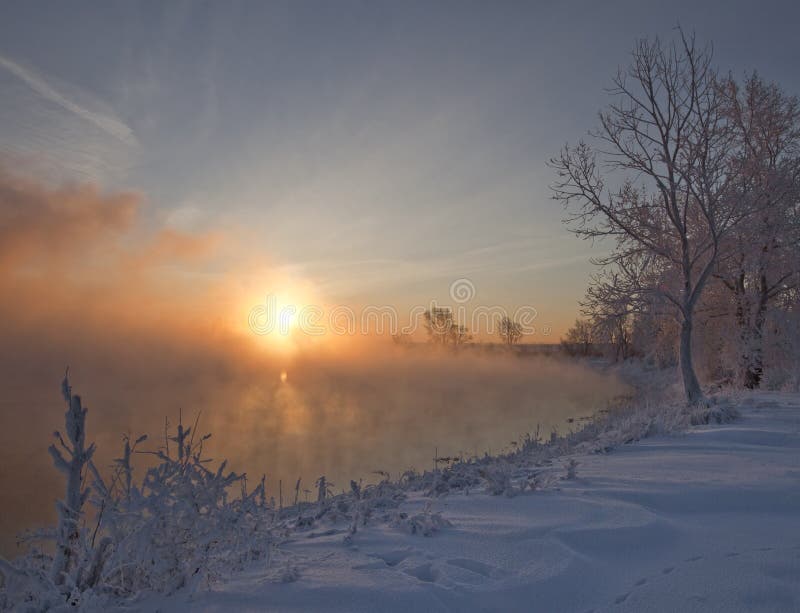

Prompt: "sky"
[3,0,800,556]
[2,0,800,341]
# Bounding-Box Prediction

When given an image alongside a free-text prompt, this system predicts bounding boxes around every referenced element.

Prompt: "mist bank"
[0,334,628,557]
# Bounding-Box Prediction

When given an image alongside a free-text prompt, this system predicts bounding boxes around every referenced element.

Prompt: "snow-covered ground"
[144,392,800,613]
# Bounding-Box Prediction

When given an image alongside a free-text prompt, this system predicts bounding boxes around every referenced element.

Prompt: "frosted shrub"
[479,463,518,497]
[0,373,104,609]
[0,375,278,610]
[90,409,283,596]
[564,459,579,480]
[392,504,451,537]
[48,373,97,598]
[95,452,251,594]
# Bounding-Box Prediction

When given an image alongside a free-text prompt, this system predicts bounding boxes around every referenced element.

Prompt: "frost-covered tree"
[596,315,633,362]
[49,371,96,595]
[551,30,749,403]
[561,319,595,356]
[630,300,681,368]
[714,73,800,388]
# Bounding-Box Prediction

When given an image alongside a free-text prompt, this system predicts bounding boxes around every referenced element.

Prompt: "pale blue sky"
[2,0,799,334]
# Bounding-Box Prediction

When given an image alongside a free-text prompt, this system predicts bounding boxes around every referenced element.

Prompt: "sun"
[276,298,300,333]
[247,293,304,336]
[234,274,320,353]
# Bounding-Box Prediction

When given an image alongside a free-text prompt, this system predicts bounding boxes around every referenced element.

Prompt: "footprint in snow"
[596,543,791,612]
[404,562,439,583]
[368,549,414,567]
[352,561,389,571]
[446,558,504,579]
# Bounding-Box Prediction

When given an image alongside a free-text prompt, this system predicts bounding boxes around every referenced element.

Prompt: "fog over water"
[0,343,628,556]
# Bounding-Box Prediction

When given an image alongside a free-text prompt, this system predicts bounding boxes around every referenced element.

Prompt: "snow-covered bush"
[563,459,579,480]
[0,373,104,610]
[479,463,518,497]
[0,375,279,610]
[392,504,451,537]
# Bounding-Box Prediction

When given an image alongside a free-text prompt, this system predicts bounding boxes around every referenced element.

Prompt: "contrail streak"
[0,54,137,146]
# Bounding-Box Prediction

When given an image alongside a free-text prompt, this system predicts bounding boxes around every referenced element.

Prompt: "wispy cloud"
[0,54,137,146]
[283,241,593,301]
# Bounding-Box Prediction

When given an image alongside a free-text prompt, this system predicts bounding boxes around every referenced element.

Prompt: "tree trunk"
[679,316,704,404]
[743,275,769,389]
[743,347,764,389]
[734,271,770,389]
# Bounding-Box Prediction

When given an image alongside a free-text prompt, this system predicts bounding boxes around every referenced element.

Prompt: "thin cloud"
[511,253,592,273]
[0,54,137,147]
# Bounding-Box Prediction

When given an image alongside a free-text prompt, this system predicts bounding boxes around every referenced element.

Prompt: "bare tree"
[551,30,747,404]
[497,315,523,346]
[424,307,454,345]
[594,315,632,362]
[562,319,595,357]
[449,323,473,347]
[423,307,472,347]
